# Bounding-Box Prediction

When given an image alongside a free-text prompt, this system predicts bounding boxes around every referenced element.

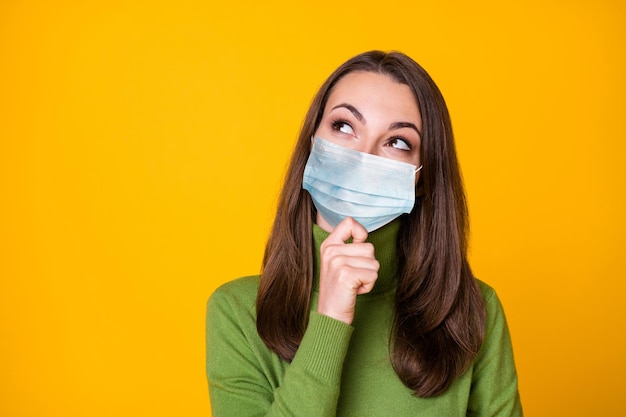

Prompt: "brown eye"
[389,137,411,151]
[331,120,355,135]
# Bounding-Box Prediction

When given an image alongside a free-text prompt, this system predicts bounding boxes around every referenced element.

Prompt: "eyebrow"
[331,103,365,123]
[390,121,422,137]
[331,103,421,137]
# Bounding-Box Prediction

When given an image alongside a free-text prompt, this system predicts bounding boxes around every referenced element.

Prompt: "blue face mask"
[302,137,421,232]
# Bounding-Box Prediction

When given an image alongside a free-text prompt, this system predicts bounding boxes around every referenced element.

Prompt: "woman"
[206,50,522,416]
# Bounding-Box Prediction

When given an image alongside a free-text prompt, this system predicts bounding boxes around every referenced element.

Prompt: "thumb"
[325,216,368,245]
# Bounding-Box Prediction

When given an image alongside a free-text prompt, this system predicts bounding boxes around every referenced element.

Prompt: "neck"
[312,219,401,295]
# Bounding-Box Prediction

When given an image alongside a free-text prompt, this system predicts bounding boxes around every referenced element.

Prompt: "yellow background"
[1,1,624,416]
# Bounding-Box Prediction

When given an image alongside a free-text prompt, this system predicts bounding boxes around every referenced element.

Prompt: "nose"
[352,138,380,157]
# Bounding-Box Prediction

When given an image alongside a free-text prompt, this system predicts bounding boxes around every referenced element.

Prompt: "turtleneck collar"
[312,219,401,296]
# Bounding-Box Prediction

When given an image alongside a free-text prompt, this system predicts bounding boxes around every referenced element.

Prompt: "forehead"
[325,71,421,121]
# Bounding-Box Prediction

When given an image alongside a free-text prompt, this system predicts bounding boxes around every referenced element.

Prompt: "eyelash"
[331,118,353,134]
[329,118,413,151]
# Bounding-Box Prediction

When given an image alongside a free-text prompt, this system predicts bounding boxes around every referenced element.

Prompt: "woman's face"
[313,70,422,167]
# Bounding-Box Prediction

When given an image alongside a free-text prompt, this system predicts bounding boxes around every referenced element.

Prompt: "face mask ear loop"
[416,165,424,173]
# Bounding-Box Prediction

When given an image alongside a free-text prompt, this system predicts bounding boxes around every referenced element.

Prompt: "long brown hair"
[256,50,485,397]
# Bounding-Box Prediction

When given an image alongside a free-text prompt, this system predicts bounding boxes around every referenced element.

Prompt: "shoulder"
[469,281,522,414]
[207,275,260,319]
[474,278,511,338]
[475,278,497,305]
[210,275,260,301]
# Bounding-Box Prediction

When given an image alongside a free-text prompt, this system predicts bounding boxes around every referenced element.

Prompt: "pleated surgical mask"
[302,137,421,232]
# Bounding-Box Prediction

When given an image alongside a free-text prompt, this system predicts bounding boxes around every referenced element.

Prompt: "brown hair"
[256,50,485,397]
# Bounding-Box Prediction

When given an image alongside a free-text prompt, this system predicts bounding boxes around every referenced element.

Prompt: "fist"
[317,217,380,325]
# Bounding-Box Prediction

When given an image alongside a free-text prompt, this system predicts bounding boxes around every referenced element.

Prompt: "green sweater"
[206,221,522,416]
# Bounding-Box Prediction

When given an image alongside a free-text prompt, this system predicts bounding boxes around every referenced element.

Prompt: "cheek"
[313,124,330,139]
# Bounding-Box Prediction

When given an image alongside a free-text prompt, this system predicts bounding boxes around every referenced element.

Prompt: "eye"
[331,120,355,135]
[388,137,411,151]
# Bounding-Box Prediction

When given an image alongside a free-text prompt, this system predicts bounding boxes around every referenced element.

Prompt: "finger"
[327,255,380,275]
[324,263,379,295]
[356,280,377,295]
[322,241,375,260]
[324,216,368,245]
[346,267,379,291]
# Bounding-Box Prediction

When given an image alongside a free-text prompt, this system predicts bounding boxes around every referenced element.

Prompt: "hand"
[317,217,380,325]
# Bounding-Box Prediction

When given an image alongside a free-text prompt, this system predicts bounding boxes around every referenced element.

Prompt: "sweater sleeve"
[468,284,523,417]
[206,280,353,417]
